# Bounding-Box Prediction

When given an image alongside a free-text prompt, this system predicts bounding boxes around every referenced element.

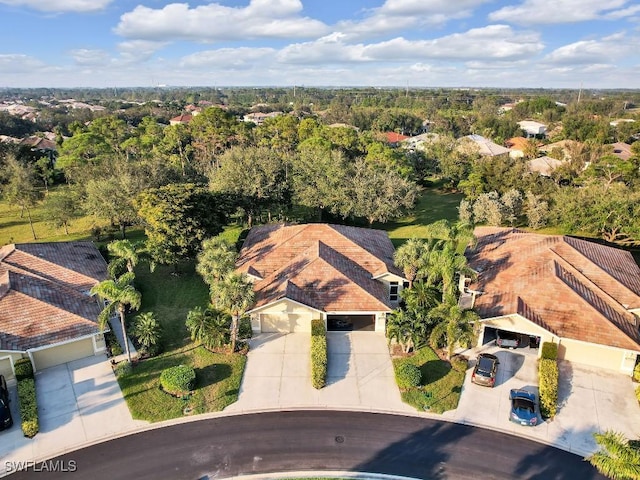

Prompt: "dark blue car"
[0,375,13,431]
[509,389,538,426]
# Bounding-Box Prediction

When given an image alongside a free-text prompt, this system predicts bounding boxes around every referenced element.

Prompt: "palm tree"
[427,242,476,302]
[131,312,162,355]
[90,272,142,363]
[587,431,640,480]
[196,236,237,286]
[386,309,429,354]
[185,306,231,351]
[394,238,429,288]
[428,295,479,359]
[210,272,255,352]
[424,219,476,254]
[107,239,145,278]
[401,281,441,314]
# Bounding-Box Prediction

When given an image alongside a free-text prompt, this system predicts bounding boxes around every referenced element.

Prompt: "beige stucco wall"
[0,351,25,383]
[30,337,96,371]
[375,273,407,309]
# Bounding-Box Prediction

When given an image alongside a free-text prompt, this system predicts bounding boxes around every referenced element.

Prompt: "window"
[403,281,410,289]
[389,281,399,302]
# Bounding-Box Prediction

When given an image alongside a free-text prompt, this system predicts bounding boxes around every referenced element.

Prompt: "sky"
[0,0,639,89]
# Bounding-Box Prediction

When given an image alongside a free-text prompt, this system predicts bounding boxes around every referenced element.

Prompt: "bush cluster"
[114,361,132,378]
[104,327,123,357]
[15,358,39,438]
[540,342,558,360]
[311,320,327,389]
[395,362,422,390]
[633,363,640,383]
[160,365,196,396]
[539,358,558,418]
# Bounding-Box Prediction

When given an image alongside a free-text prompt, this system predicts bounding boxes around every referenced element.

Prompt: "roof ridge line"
[9,289,100,328]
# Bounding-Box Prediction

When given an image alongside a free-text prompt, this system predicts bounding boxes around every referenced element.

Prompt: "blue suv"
[0,375,13,431]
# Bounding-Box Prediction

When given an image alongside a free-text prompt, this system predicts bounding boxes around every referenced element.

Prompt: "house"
[504,136,531,159]
[459,134,510,158]
[518,120,547,138]
[527,155,565,177]
[384,132,410,147]
[462,227,640,375]
[236,224,407,334]
[539,139,582,161]
[610,119,635,128]
[609,142,632,161]
[242,111,282,125]
[169,114,193,125]
[0,242,109,380]
[402,132,440,152]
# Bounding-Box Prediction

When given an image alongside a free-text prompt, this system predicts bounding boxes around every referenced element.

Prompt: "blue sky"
[0,0,639,88]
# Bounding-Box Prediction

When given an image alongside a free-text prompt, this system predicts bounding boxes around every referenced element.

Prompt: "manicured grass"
[379,187,464,247]
[118,261,247,422]
[392,347,467,414]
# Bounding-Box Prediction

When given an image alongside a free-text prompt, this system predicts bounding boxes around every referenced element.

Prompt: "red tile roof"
[467,228,640,351]
[237,224,403,312]
[385,132,410,144]
[0,242,108,351]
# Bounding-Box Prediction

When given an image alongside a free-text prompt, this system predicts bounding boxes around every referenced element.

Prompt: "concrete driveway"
[0,355,145,475]
[447,344,640,456]
[226,332,414,413]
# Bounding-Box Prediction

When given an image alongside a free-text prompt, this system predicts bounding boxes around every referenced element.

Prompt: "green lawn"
[392,347,467,414]
[379,187,464,247]
[118,260,247,422]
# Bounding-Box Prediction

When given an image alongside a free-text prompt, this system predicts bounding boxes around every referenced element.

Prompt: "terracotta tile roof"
[237,224,402,313]
[467,227,640,351]
[505,137,530,151]
[169,114,192,124]
[0,242,108,351]
[385,132,410,144]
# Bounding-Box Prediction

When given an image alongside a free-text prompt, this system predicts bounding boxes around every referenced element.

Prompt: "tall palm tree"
[196,236,237,287]
[587,431,640,480]
[401,281,441,314]
[427,242,476,301]
[210,272,255,352]
[428,295,479,359]
[393,238,429,288]
[131,312,162,354]
[185,306,231,351]
[91,272,142,363]
[107,239,144,278]
[386,309,429,354]
[424,219,476,254]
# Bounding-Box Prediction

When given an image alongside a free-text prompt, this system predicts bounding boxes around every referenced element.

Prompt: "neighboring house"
[402,132,440,152]
[384,132,410,147]
[505,136,531,159]
[539,139,582,161]
[236,224,407,334]
[459,134,510,158]
[518,120,547,138]
[463,227,640,375]
[527,155,565,177]
[0,242,109,380]
[610,119,635,128]
[243,111,282,125]
[609,142,632,161]
[169,114,193,125]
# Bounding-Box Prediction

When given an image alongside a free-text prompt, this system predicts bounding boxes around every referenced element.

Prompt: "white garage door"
[31,338,95,371]
[261,314,290,333]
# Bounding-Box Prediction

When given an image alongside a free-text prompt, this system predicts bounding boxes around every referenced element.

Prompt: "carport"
[327,314,375,331]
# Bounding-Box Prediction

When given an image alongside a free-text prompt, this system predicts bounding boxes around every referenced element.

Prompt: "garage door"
[261,314,311,333]
[31,338,95,371]
[0,357,14,382]
[482,326,540,350]
[327,315,375,331]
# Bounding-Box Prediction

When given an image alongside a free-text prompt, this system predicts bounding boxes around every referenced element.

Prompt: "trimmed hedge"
[539,358,558,418]
[540,342,558,360]
[311,320,327,389]
[15,359,39,438]
[395,363,422,390]
[160,365,196,396]
[633,363,640,383]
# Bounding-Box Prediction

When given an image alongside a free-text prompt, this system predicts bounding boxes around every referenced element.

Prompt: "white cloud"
[543,33,636,64]
[336,0,490,40]
[69,49,111,66]
[115,1,329,42]
[117,40,168,64]
[0,0,111,13]
[489,0,636,25]
[0,54,46,73]
[278,25,543,64]
[180,47,276,69]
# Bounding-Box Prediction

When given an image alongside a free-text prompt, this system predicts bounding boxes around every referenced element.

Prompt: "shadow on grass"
[194,363,233,389]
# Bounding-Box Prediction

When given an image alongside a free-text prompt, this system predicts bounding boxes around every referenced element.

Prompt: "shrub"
[238,316,253,340]
[539,358,558,418]
[540,342,558,360]
[114,361,132,378]
[14,358,34,381]
[311,319,327,389]
[160,365,196,396]
[633,363,640,383]
[17,376,39,438]
[450,355,469,372]
[105,326,123,356]
[395,363,422,390]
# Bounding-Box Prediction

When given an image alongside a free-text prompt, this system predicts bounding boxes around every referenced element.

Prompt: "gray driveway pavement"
[446,344,640,456]
[0,355,145,476]
[226,332,414,413]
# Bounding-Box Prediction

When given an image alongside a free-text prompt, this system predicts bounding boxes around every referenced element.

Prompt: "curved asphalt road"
[10,411,604,480]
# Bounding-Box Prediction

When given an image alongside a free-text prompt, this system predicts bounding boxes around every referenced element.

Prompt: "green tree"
[423,219,476,254]
[1,154,43,240]
[90,272,142,363]
[43,186,81,235]
[131,312,162,355]
[428,296,479,359]
[185,306,231,351]
[427,242,475,301]
[196,236,237,286]
[210,272,255,353]
[107,239,146,278]
[135,183,231,266]
[386,309,428,354]
[587,430,640,480]
[394,238,430,287]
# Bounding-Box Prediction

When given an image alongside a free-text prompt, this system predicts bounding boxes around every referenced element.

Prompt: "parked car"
[471,353,499,387]
[496,330,521,349]
[0,374,13,431]
[509,389,538,426]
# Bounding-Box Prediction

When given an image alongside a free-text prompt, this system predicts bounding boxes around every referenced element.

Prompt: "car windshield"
[477,358,494,374]
[512,398,534,412]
